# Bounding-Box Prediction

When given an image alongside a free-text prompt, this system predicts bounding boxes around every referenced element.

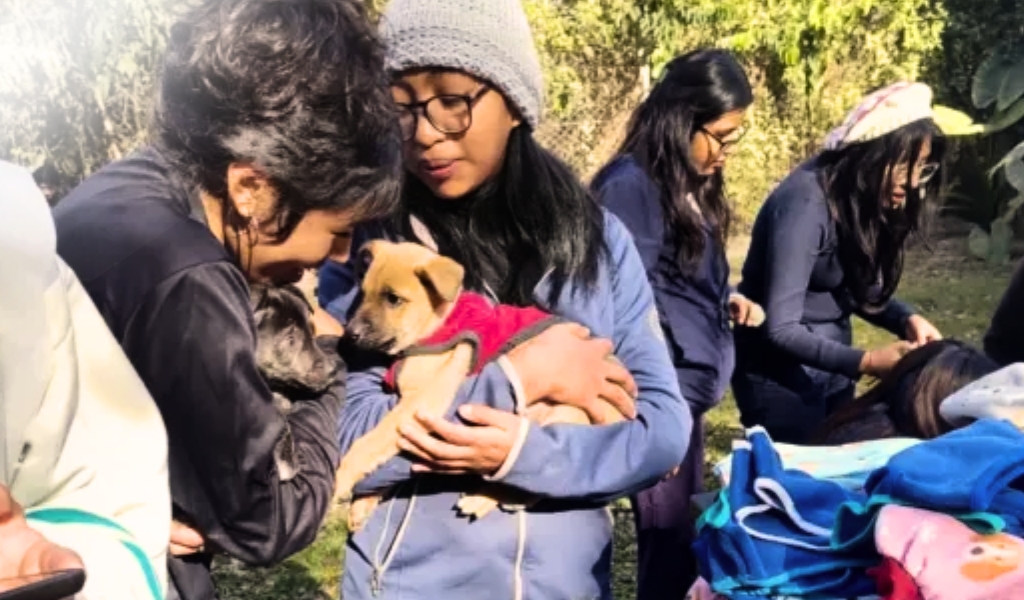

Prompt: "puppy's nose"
[344,325,362,343]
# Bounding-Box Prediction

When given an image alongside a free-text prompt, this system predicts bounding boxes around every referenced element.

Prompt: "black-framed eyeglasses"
[396,86,490,141]
[700,126,747,155]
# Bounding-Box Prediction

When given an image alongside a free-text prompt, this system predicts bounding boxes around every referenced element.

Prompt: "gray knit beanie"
[380,0,544,130]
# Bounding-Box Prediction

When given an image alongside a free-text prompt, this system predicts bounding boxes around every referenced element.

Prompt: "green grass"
[213,233,1014,600]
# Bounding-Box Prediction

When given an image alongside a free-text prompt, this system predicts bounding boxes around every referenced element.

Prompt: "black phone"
[0,569,86,600]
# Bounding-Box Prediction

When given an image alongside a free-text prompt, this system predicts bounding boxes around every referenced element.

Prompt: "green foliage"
[669,0,944,143]
[650,0,944,224]
[0,0,1002,233]
[524,0,946,219]
[941,42,1024,265]
[930,0,1024,113]
[0,0,176,190]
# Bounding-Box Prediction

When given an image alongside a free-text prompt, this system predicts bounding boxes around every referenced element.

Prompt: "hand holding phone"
[0,570,85,600]
[0,486,84,600]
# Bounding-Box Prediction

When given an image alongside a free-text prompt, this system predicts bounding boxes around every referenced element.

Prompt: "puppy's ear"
[355,240,380,280]
[282,283,314,314]
[415,256,464,304]
[357,241,380,265]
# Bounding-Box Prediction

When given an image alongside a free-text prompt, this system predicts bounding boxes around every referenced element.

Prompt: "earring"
[247,216,259,244]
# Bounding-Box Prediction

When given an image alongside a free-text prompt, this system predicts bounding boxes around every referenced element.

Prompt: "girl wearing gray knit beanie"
[327,1,690,599]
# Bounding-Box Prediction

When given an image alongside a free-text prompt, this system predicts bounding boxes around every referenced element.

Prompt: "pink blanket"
[875,504,1024,600]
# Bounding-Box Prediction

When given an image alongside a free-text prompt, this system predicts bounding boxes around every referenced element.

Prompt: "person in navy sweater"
[733,82,945,445]
[592,49,761,600]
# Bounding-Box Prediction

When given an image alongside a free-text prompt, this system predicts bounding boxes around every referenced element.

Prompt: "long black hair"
[597,48,752,272]
[818,118,946,311]
[816,339,997,443]
[398,125,606,307]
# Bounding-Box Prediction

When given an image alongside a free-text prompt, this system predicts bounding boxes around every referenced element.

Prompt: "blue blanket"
[694,427,878,598]
[712,437,919,492]
[834,419,1024,552]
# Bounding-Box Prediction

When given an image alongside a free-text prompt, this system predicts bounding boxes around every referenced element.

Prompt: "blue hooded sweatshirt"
[320,212,690,600]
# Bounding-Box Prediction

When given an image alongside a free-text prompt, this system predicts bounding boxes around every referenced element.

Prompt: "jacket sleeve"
[985,257,1024,367]
[32,263,172,600]
[488,216,690,503]
[594,166,664,271]
[760,198,865,379]
[121,262,344,567]
[853,298,914,338]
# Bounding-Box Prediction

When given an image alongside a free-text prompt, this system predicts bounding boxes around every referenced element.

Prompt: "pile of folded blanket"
[694,417,1024,600]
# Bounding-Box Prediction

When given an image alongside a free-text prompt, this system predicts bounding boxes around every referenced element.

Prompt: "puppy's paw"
[334,483,355,506]
[455,494,501,520]
[347,496,381,533]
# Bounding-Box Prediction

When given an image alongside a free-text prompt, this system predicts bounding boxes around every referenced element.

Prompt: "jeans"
[732,361,855,445]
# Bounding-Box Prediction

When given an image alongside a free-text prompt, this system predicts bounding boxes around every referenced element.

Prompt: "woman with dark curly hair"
[52,0,402,598]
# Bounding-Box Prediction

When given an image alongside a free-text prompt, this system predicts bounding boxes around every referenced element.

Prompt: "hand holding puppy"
[398,406,521,475]
[507,322,637,423]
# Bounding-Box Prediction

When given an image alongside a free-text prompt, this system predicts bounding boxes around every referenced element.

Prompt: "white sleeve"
[40,262,171,600]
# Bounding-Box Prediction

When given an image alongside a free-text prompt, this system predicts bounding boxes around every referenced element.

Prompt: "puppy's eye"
[383,291,404,308]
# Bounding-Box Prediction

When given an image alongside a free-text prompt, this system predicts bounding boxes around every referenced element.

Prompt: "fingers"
[457,405,518,428]
[602,356,638,400]
[38,543,82,573]
[17,536,84,580]
[170,542,203,557]
[739,309,753,326]
[748,304,766,327]
[560,322,591,339]
[0,485,19,523]
[398,418,475,467]
[596,381,636,422]
[729,301,749,324]
[416,412,478,446]
[170,520,205,549]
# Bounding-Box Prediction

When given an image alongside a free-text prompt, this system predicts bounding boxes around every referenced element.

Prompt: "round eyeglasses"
[892,162,940,187]
[396,87,490,141]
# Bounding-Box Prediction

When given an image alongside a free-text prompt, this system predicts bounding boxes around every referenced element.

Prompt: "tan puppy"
[334,240,626,530]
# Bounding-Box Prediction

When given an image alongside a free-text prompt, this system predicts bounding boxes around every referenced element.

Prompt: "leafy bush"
[0,0,1004,233]
[0,0,176,194]
[941,43,1024,264]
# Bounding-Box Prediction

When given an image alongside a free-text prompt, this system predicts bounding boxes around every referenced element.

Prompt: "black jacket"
[53,148,344,600]
[985,257,1024,367]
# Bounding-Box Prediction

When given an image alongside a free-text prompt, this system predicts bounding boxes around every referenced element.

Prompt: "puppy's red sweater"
[383,292,559,391]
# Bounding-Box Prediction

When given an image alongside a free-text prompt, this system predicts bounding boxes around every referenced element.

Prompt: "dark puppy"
[250,283,338,414]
